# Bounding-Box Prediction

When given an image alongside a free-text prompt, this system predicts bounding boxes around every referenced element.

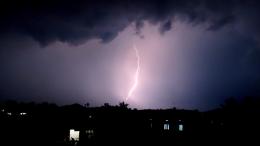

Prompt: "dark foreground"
[1,98,260,146]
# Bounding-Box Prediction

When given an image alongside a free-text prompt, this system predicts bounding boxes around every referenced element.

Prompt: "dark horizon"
[1,95,260,146]
[0,96,258,112]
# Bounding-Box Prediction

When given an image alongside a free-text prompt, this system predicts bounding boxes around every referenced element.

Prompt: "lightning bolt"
[126,45,140,101]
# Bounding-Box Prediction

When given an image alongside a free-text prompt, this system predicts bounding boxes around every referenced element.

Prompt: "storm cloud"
[0,0,260,45]
[1,0,260,110]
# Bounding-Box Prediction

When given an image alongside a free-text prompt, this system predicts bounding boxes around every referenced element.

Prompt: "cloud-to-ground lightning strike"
[126,45,140,101]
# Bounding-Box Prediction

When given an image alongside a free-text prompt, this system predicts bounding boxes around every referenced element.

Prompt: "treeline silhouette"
[0,97,260,146]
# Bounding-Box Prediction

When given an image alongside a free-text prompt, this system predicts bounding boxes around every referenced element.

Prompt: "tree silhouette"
[103,103,110,108]
[221,97,238,110]
[84,103,90,108]
[119,102,129,109]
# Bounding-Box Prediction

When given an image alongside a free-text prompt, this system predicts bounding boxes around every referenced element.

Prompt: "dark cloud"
[206,15,235,30]
[159,20,172,34]
[1,0,260,45]
[135,21,144,35]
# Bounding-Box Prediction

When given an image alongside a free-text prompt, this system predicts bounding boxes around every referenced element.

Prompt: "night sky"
[1,0,260,110]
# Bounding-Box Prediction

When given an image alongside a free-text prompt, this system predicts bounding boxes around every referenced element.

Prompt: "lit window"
[149,119,153,128]
[20,112,27,115]
[164,123,170,130]
[86,129,94,139]
[86,130,94,134]
[179,124,183,131]
[70,129,80,141]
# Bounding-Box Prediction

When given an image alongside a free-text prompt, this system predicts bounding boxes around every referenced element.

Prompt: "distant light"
[7,112,12,116]
[164,123,170,130]
[1,109,4,112]
[20,112,27,115]
[179,124,183,131]
[86,130,94,134]
[69,129,80,141]
[149,119,153,128]
[86,129,94,139]
[165,119,168,122]
[89,115,92,118]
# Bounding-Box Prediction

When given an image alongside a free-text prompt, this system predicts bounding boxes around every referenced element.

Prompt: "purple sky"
[1,0,260,110]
